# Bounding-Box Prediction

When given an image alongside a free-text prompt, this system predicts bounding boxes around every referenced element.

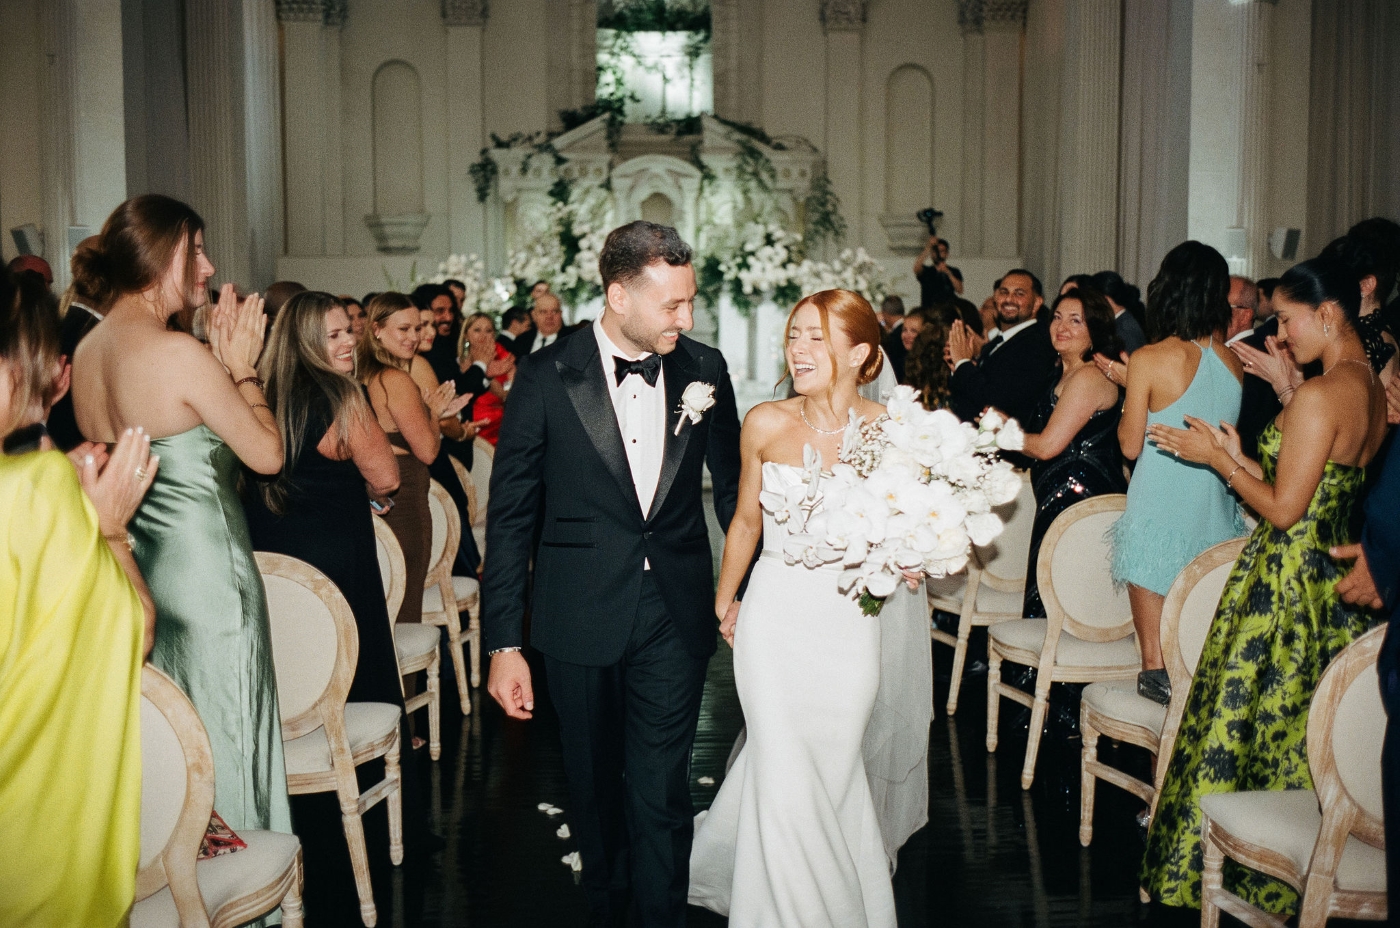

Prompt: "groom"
[482,220,742,927]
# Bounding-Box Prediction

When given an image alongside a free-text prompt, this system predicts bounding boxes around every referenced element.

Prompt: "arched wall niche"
[371,60,424,216]
[884,64,935,217]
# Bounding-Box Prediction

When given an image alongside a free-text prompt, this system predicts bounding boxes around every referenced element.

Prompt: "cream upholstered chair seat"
[423,479,480,710]
[133,830,303,928]
[422,575,480,614]
[986,494,1138,790]
[1079,537,1244,849]
[1200,791,1386,894]
[1080,680,1168,733]
[259,552,403,927]
[375,517,441,760]
[988,621,1141,668]
[468,438,492,557]
[1201,624,1389,927]
[930,471,1036,715]
[131,665,303,928]
[283,703,403,775]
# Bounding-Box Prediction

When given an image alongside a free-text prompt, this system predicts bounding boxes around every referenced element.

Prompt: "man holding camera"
[914,235,963,308]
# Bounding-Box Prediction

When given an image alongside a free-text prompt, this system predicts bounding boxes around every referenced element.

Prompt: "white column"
[1055,0,1122,278]
[243,0,283,288]
[959,14,986,256]
[821,0,865,248]
[279,4,329,256]
[444,1,488,260]
[39,0,78,287]
[1235,0,1274,278]
[979,10,1024,258]
[186,0,251,286]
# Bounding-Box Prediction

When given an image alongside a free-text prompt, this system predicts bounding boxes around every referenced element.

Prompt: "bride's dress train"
[689,462,932,928]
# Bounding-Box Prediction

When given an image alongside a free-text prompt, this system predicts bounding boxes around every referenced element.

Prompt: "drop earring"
[1324,322,1331,337]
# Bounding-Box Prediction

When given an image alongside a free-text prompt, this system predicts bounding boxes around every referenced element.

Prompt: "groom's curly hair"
[599,221,693,292]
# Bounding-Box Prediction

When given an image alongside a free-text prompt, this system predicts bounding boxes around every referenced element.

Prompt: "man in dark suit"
[482,221,742,928]
[512,292,572,354]
[1331,375,1400,918]
[497,305,534,357]
[945,268,1058,467]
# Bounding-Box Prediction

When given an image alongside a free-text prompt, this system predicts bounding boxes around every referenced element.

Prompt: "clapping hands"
[1230,335,1301,400]
[424,381,472,420]
[209,284,267,378]
[946,320,984,367]
[1146,415,1240,467]
[79,427,160,539]
[1093,351,1129,387]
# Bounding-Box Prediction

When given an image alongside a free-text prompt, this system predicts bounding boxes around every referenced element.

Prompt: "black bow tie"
[614,353,662,386]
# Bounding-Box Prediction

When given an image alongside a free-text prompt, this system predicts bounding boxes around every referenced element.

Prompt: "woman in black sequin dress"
[1016,288,1128,617]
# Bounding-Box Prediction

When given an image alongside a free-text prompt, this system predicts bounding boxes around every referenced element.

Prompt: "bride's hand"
[901,568,923,592]
[718,601,740,648]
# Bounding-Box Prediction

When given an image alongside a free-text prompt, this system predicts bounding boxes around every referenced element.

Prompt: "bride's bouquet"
[763,387,1026,615]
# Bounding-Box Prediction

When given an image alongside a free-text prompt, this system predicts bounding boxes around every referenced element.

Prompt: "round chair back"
[1037,494,1132,641]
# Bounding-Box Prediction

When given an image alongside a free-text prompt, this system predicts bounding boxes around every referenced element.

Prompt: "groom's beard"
[620,317,679,356]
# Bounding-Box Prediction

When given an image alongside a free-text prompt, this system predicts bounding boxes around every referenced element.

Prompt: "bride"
[689,289,932,927]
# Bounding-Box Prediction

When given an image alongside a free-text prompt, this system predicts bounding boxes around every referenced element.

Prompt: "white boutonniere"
[675,381,717,435]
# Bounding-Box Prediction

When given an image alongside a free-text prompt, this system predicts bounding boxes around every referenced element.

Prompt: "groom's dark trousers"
[481,329,741,928]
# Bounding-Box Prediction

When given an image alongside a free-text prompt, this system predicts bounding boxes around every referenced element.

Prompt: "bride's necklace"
[800,400,846,435]
[1325,357,1373,380]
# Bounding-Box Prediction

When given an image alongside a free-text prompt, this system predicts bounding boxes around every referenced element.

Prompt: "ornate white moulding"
[365,213,430,254]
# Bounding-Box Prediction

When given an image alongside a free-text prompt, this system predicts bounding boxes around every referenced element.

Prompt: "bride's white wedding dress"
[689,461,933,928]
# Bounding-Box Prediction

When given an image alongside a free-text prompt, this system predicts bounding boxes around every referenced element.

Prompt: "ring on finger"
[134,466,148,480]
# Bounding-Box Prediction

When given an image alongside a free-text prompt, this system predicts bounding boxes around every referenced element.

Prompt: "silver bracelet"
[489,646,522,655]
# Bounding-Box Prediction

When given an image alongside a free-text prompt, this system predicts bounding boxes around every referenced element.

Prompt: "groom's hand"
[487,651,535,720]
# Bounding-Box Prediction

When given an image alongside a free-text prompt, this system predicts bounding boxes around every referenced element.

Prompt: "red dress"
[473,342,512,445]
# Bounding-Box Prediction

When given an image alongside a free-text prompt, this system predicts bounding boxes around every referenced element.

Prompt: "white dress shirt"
[531,331,559,352]
[594,319,667,518]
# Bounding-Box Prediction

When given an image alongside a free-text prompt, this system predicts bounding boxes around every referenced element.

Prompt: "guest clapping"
[70,194,292,837]
[1141,256,1387,916]
[1016,289,1127,617]
[1105,241,1245,706]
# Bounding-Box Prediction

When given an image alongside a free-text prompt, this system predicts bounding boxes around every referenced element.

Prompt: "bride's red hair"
[784,289,884,390]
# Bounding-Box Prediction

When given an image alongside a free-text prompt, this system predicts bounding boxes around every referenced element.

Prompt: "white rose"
[996,419,1026,452]
[979,409,1007,432]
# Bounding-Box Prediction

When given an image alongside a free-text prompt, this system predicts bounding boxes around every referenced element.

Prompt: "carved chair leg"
[986,647,1003,752]
[1079,704,1098,847]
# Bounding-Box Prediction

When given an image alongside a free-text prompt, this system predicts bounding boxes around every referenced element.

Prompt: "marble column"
[244,0,284,288]
[280,0,334,257]
[1235,0,1274,278]
[821,0,866,250]
[959,5,987,256]
[444,0,488,260]
[1055,0,1122,280]
[979,4,1025,258]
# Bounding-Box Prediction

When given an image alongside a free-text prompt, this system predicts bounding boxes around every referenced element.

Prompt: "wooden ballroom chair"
[375,515,442,761]
[1200,623,1388,927]
[928,470,1036,715]
[258,552,404,927]
[985,494,1138,789]
[423,479,481,709]
[1078,536,1245,846]
[131,665,303,928]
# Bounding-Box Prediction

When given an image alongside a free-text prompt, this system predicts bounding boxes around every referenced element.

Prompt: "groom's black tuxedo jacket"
[481,329,742,666]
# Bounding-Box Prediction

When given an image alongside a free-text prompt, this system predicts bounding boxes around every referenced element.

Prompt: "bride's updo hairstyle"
[71,194,206,312]
[785,289,884,391]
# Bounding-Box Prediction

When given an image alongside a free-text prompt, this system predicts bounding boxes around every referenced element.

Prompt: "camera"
[916,208,943,236]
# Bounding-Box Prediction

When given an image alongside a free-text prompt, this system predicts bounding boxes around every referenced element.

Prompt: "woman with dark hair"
[1103,241,1245,705]
[242,291,402,705]
[340,295,367,339]
[1016,288,1127,616]
[1141,256,1387,916]
[70,194,293,840]
[903,310,953,409]
[1091,269,1148,353]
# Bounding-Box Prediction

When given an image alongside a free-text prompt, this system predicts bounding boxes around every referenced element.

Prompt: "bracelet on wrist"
[104,532,132,549]
[234,376,264,389]
[1225,463,1244,488]
[250,403,271,412]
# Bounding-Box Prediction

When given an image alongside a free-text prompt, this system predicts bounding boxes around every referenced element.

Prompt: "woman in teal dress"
[1142,256,1388,915]
[71,195,292,838]
[1103,241,1245,705]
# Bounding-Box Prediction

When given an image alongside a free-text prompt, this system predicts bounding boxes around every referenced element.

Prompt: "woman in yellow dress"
[0,268,157,927]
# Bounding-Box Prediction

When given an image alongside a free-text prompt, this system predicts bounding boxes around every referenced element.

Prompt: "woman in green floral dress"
[1141,256,1389,915]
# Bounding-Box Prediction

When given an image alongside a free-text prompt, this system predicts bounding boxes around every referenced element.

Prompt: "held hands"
[1146,416,1240,468]
[717,600,740,648]
[1093,351,1129,387]
[487,650,535,720]
[80,427,160,539]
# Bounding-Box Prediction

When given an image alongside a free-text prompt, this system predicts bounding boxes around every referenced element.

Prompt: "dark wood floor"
[290,632,1302,928]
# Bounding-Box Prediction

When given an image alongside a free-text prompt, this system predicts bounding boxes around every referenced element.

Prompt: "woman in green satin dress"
[71,195,293,838]
[1142,256,1388,915]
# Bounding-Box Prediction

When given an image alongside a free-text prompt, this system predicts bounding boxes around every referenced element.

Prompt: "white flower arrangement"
[764,387,1025,615]
[794,247,890,308]
[430,253,513,319]
[715,222,805,311]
